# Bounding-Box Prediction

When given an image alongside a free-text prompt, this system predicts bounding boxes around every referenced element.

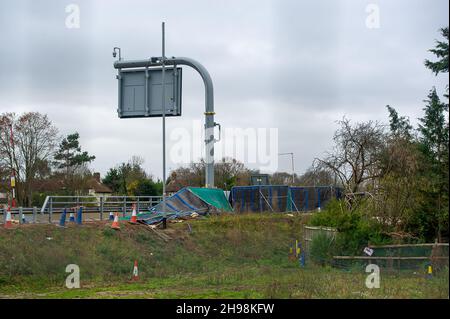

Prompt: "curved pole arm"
[114,57,216,188]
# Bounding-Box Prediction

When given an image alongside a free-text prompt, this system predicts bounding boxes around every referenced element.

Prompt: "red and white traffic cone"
[130,204,138,224]
[131,260,139,281]
[111,213,120,230]
[4,206,13,229]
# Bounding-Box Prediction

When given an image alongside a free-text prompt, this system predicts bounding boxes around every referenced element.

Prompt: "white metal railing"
[1,195,163,224]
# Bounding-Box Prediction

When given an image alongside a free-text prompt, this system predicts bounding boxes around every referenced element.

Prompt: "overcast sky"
[0,0,448,181]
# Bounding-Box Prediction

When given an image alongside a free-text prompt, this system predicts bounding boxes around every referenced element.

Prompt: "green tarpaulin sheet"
[187,187,233,212]
[119,187,232,223]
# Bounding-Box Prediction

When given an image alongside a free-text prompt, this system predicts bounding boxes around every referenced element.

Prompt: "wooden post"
[387,258,394,272]
[19,207,23,224]
[100,196,104,221]
[33,207,37,223]
[49,197,53,223]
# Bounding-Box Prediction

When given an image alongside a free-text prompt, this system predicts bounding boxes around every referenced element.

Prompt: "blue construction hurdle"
[230,185,290,213]
[76,206,83,225]
[59,208,67,227]
[230,185,342,213]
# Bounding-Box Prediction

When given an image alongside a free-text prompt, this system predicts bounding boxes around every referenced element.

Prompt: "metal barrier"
[0,195,163,224]
[1,207,40,224]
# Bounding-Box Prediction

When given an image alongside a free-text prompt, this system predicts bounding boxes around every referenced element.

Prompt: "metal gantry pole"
[161,22,167,220]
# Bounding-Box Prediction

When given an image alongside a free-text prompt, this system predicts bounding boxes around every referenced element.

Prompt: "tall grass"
[0,214,303,287]
[0,213,447,298]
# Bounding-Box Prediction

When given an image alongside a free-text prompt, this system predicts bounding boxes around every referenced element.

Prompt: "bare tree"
[369,123,423,235]
[0,112,58,206]
[314,118,386,194]
[166,157,251,190]
[215,157,251,190]
[270,172,294,185]
[296,167,335,186]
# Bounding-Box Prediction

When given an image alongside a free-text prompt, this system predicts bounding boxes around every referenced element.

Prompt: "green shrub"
[309,199,391,256]
[309,232,336,265]
[309,199,348,228]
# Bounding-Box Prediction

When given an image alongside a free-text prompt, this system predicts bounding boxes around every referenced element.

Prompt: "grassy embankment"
[0,213,448,298]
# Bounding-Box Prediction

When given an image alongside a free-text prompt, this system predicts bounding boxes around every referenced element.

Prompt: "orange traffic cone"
[111,212,120,230]
[4,207,13,229]
[130,204,138,224]
[131,260,139,281]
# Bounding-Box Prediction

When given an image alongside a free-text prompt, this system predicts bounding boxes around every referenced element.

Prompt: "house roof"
[32,178,66,192]
[30,175,113,194]
[86,178,112,193]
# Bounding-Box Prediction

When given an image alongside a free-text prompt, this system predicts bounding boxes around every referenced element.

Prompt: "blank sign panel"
[117,67,182,118]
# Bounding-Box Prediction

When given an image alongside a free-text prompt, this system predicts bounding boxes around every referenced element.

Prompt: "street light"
[278,152,295,185]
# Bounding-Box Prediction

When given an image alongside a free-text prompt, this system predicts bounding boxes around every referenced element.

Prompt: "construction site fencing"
[230,185,342,213]
[303,232,449,273]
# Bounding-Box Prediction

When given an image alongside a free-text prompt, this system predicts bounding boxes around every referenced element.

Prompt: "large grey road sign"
[117,67,182,118]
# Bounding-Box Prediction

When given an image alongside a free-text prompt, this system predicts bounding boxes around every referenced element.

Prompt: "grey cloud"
[0,0,448,178]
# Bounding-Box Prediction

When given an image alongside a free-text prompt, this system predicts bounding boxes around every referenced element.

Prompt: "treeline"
[0,118,98,206]
[310,27,449,244]
[0,114,168,206]
[165,157,335,192]
[102,156,163,197]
